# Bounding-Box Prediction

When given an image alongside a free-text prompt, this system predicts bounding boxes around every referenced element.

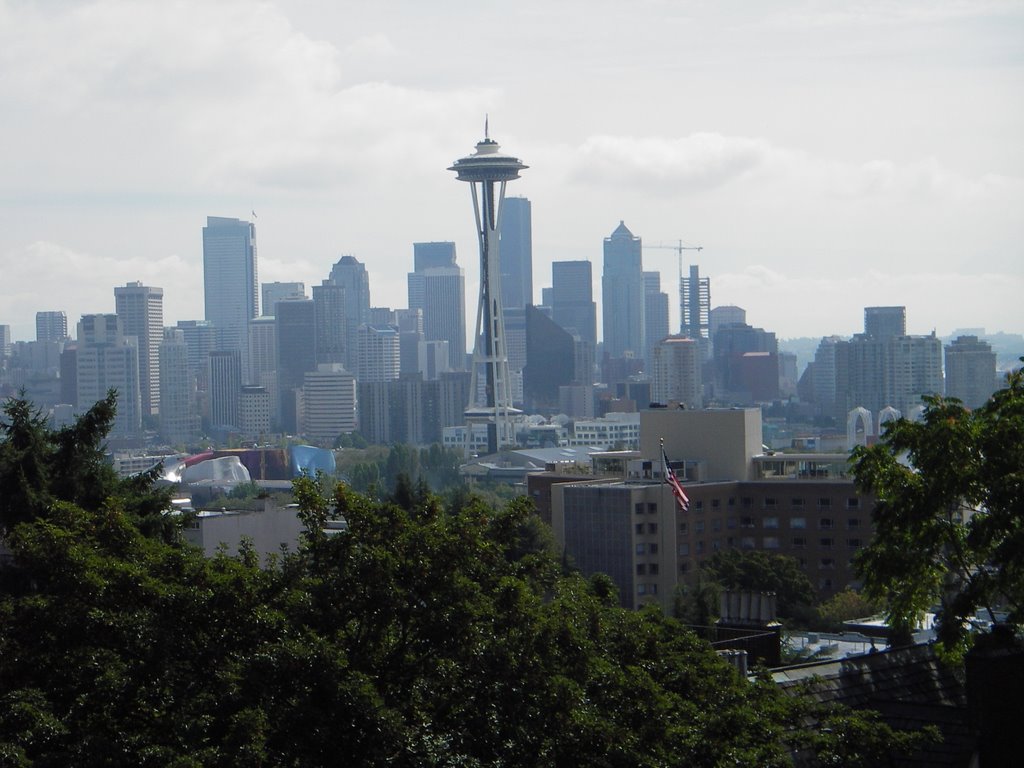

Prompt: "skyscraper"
[209,350,242,430]
[449,127,527,454]
[115,282,163,416]
[409,243,466,372]
[602,221,644,361]
[35,311,68,343]
[261,282,305,316]
[356,324,401,384]
[75,314,141,437]
[680,264,710,358]
[551,260,597,354]
[652,336,702,408]
[203,216,258,374]
[945,335,997,409]
[499,196,533,310]
[159,328,197,445]
[312,280,347,366]
[328,255,371,374]
[275,299,316,434]
[643,271,669,370]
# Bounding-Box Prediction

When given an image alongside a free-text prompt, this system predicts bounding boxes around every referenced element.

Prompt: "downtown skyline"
[1,0,1022,343]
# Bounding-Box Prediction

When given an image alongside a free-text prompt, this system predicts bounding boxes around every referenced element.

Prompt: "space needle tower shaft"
[449,122,528,455]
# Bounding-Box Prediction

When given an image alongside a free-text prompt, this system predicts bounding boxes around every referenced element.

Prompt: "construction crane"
[644,240,704,281]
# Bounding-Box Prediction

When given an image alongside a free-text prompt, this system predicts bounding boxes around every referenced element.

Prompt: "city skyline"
[1,1,1021,342]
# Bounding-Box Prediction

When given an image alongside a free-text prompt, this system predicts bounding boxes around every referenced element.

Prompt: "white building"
[651,335,702,408]
[302,364,357,444]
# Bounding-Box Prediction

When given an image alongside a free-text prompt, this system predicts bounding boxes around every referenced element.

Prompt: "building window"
[763,517,779,529]
[711,499,720,508]
[764,536,780,549]
[728,497,736,507]
[649,584,658,595]
[649,563,659,575]
[847,538,862,548]
[693,500,704,512]
[847,518,861,529]
[727,517,737,529]
[791,498,805,508]
[764,497,777,509]
[819,518,834,530]
[679,562,689,573]
[637,584,647,595]
[635,543,646,555]
[820,537,834,548]
[696,541,705,554]
[679,522,688,534]
[819,558,836,569]
[793,536,806,548]
[742,497,752,508]
[635,503,644,515]
[712,539,721,551]
[712,518,722,532]
[740,516,755,529]
[818,497,832,509]
[791,517,807,529]
[648,522,658,534]
[649,543,659,555]
[636,563,647,576]
[740,536,756,550]
[847,497,861,509]
[678,543,690,556]
[819,578,833,590]
[647,503,657,514]
[694,521,705,534]
[635,523,644,535]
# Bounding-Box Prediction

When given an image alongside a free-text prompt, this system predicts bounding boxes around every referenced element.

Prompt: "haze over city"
[1,0,1022,342]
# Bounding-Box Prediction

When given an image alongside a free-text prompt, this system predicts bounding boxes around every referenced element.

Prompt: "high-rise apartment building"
[499,196,533,310]
[35,311,68,343]
[158,328,198,445]
[643,271,669,370]
[203,216,258,374]
[602,221,644,361]
[75,314,141,438]
[945,335,997,409]
[356,325,400,383]
[261,282,305,316]
[115,282,163,416]
[312,280,347,366]
[651,336,702,408]
[248,316,278,414]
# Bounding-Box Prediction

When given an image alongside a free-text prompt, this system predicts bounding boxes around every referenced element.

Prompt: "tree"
[851,363,1024,652]
[701,549,816,620]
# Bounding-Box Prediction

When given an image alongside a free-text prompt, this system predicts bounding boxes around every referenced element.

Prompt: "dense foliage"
[0,395,932,766]
[852,364,1024,651]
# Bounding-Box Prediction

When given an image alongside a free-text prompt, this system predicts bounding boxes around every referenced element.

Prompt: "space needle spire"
[449,124,528,455]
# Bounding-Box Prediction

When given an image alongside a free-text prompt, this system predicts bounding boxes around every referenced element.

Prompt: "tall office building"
[499,196,533,310]
[312,280,347,366]
[410,243,466,371]
[709,305,745,356]
[680,264,711,358]
[864,306,906,340]
[651,336,702,409]
[209,350,242,429]
[115,282,163,416]
[261,282,305,316]
[643,271,669,370]
[203,216,258,374]
[158,328,197,445]
[944,335,997,409]
[602,221,644,361]
[523,305,578,412]
[75,314,141,438]
[275,299,317,434]
[0,325,11,358]
[248,316,278,416]
[36,311,68,343]
[328,256,371,373]
[551,260,597,353]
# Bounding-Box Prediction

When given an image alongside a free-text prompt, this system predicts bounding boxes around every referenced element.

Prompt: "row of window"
[678,538,863,555]
[680,557,846,573]
[690,497,861,512]
[681,518,862,534]
[636,563,660,576]
[637,583,659,596]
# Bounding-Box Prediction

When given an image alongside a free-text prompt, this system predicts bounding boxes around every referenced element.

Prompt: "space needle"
[449,121,527,455]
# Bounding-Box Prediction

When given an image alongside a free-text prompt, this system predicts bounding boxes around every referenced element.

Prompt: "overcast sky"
[1,0,1022,345]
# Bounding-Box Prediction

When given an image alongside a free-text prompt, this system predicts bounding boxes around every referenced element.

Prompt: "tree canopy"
[0,393,934,765]
[851,364,1024,652]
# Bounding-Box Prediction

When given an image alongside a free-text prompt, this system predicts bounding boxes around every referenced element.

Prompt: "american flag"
[662,448,690,511]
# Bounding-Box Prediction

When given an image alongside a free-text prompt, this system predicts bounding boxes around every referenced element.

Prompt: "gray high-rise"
[409,242,466,371]
[203,216,258,375]
[328,256,371,373]
[602,221,644,360]
[643,271,669,369]
[551,260,597,353]
[115,282,163,417]
[36,311,68,343]
[499,197,533,310]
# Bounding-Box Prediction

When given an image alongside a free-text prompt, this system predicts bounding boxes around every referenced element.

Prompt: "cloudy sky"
[1,0,1022,345]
